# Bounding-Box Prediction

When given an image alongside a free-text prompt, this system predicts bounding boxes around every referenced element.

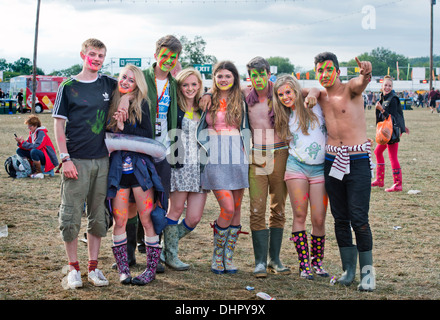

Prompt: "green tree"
[49,64,82,77]
[266,56,295,75]
[10,57,44,75]
[179,35,217,68]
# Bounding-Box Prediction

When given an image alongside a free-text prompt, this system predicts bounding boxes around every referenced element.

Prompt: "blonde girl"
[163,68,208,270]
[107,64,163,286]
[273,74,329,280]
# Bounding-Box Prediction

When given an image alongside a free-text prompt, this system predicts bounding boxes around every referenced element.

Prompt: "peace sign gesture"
[355,57,372,77]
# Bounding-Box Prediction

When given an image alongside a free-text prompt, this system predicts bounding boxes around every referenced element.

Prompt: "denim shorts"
[284,155,324,184]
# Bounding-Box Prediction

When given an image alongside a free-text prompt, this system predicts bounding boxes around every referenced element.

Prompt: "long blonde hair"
[210,61,243,129]
[107,64,149,131]
[272,74,318,140]
[176,68,203,112]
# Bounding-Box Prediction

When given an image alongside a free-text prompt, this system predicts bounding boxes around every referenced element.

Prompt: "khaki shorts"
[58,157,109,242]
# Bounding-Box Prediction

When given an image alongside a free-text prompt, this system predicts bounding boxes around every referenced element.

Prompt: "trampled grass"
[0,107,439,302]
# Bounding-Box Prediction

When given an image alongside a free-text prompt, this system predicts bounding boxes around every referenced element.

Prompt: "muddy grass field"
[0,107,439,307]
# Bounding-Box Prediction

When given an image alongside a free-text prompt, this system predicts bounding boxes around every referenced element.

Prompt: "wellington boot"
[371,163,385,187]
[251,229,269,278]
[267,228,290,275]
[357,250,376,291]
[211,221,228,274]
[164,224,190,271]
[224,225,241,274]
[337,246,358,286]
[385,168,402,192]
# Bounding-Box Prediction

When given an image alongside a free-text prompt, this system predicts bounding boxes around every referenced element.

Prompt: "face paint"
[81,47,106,71]
[157,47,178,72]
[215,69,234,91]
[277,84,296,108]
[118,70,137,94]
[180,74,201,100]
[316,60,337,87]
[249,69,268,91]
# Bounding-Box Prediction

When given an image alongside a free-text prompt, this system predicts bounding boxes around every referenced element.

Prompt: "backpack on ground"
[4,155,32,178]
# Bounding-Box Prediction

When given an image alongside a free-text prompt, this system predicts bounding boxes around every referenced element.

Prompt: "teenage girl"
[107,64,164,285]
[272,74,329,280]
[197,61,250,274]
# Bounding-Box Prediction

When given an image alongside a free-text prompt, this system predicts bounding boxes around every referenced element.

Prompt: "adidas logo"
[103,92,110,101]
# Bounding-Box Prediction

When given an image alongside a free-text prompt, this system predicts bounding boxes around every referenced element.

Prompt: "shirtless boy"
[245,57,290,278]
[314,52,375,291]
[246,57,320,278]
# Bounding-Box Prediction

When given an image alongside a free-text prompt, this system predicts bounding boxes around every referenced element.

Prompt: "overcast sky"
[1,0,439,76]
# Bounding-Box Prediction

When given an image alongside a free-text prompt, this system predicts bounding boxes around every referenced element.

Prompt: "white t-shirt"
[155,78,171,149]
[288,104,327,165]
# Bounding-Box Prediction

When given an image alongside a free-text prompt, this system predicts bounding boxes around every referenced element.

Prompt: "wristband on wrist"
[62,157,71,163]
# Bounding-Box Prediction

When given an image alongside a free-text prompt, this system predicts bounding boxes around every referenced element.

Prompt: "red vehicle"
[9,75,67,113]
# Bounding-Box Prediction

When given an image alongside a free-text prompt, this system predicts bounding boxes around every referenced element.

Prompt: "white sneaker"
[88,269,109,287]
[67,269,82,289]
[30,173,44,179]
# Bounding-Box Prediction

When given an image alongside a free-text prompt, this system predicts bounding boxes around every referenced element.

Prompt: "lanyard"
[155,74,169,118]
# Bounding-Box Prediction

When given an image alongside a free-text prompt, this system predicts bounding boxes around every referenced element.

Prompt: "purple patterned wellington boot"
[112,244,132,284]
[131,246,162,285]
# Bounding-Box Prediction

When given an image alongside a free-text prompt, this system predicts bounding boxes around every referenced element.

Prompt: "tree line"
[1,38,439,81]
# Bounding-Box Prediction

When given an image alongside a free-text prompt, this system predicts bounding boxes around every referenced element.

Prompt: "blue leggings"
[16,148,46,165]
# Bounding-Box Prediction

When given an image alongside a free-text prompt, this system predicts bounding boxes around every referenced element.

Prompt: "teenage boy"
[313,52,375,291]
[140,35,182,271]
[245,57,291,278]
[53,38,117,289]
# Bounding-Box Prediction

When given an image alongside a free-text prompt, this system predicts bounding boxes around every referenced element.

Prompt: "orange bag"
[376,115,393,145]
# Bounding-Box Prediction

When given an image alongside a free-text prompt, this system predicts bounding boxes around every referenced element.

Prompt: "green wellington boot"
[251,229,269,278]
[337,246,358,286]
[358,250,376,291]
[268,228,291,275]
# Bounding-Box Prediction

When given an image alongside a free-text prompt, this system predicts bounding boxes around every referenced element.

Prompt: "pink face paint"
[85,55,101,71]
[277,84,296,108]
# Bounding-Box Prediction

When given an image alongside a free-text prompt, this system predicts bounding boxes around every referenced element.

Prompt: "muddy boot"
[267,228,291,275]
[251,229,269,278]
[358,250,376,292]
[337,246,358,286]
[164,224,189,271]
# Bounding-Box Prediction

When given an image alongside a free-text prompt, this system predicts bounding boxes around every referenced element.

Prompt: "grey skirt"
[201,134,249,190]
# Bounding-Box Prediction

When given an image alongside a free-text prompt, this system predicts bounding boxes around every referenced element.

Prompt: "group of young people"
[52,35,383,293]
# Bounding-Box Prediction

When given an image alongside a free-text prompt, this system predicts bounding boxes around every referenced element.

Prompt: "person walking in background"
[197,61,250,274]
[163,68,208,271]
[15,114,58,178]
[53,38,117,289]
[372,75,408,192]
[272,74,329,280]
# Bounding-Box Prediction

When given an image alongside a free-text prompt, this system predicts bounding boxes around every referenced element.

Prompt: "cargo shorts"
[58,157,109,243]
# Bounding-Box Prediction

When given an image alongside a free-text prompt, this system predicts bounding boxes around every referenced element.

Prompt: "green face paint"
[157,47,178,72]
[249,69,268,91]
[316,60,337,88]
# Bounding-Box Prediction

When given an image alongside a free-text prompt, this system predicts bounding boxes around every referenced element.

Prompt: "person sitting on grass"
[15,114,59,179]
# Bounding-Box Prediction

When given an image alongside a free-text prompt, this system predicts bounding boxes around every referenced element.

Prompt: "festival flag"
[396,61,399,80]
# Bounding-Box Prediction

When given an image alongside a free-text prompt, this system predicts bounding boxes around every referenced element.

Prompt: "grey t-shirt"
[53,73,117,159]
